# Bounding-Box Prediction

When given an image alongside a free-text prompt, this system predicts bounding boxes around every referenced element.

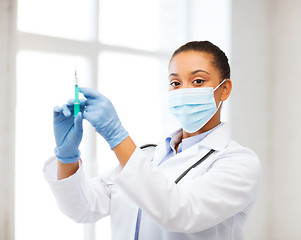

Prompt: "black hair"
[170,41,231,80]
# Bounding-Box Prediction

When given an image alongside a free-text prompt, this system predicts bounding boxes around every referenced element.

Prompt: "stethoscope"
[134,146,215,240]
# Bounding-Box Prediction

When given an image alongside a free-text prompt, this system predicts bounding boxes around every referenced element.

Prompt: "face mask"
[168,79,226,133]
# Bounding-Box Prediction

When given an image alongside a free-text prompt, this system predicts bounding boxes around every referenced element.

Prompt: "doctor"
[44,41,261,240]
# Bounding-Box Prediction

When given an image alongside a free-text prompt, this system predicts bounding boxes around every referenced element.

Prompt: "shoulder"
[139,143,157,159]
[226,140,260,164]
[210,139,262,179]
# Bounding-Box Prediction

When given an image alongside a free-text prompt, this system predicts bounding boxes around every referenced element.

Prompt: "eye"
[170,80,181,87]
[193,79,205,84]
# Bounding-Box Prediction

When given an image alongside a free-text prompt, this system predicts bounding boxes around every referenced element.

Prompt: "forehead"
[169,51,218,75]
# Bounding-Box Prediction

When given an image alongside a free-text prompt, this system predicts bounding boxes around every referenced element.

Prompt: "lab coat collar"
[165,129,183,153]
[168,123,231,152]
[154,123,231,165]
[198,122,231,151]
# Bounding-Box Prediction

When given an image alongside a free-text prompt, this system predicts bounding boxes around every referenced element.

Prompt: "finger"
[54,106,61,112]
[67,99,74,107]
[62,104,71,117]
[69,91,90,111]
[79,99,87,113]
[53,106,67,123]
[67,98,86,109]
[53,106,63,117]
[82,111,91,121]
[79,87,103,100]
[80,98,87,106]
[74,112,83,132]
[83,105,101,116]
[82,111,87,120]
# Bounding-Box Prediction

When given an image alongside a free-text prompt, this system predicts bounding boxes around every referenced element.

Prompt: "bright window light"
[99,0,160,51]
[15,51,89,240]
[17,0,94,41]
[96,52,163,170]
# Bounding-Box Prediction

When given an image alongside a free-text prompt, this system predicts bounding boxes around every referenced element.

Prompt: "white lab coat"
[44,123,261,240]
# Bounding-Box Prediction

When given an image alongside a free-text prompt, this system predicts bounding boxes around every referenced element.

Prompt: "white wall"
[231,0,271,239]
[271,1,301,239]
[232,0,301,239]
[0,0,16,239]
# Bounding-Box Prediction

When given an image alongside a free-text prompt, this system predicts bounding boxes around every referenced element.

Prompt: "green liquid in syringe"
[74,84,80,117]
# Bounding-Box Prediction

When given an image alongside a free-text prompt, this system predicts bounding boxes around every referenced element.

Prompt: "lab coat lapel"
[152,140,170,165]
[156,144,211,182]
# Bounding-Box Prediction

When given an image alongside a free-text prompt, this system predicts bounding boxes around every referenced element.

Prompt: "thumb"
[79,87,100,99]
[74,112,83,132]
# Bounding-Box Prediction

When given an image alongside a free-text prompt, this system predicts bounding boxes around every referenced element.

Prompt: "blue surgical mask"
[168,79,226,133]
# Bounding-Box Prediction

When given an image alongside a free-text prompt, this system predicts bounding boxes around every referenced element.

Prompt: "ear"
[220,79,232,101]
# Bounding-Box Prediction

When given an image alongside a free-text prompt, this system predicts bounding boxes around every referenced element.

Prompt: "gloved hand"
[53,100,85,163]
[79,87,129,149]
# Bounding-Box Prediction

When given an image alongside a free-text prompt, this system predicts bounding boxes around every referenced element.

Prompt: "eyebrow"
[191,69,210,75]
[169,69,210,78]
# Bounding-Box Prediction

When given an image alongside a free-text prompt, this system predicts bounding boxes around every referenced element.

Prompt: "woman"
[44,41,261,240]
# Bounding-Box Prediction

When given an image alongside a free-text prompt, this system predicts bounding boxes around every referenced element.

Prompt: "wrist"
[107,128,129,149]
[57,159,80,180]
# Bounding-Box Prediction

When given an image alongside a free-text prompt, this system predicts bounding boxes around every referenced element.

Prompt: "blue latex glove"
[79,87,129,149]
[53,100,85,163]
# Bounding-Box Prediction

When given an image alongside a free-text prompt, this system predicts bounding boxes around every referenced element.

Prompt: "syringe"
[74,69,80,117]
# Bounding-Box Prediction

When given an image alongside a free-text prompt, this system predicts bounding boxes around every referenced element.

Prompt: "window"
[15,0,231,239]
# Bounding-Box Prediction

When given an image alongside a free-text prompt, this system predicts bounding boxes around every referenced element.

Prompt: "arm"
[57,160,79,180]
[113,136,136,167]
[44,157,111,223]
